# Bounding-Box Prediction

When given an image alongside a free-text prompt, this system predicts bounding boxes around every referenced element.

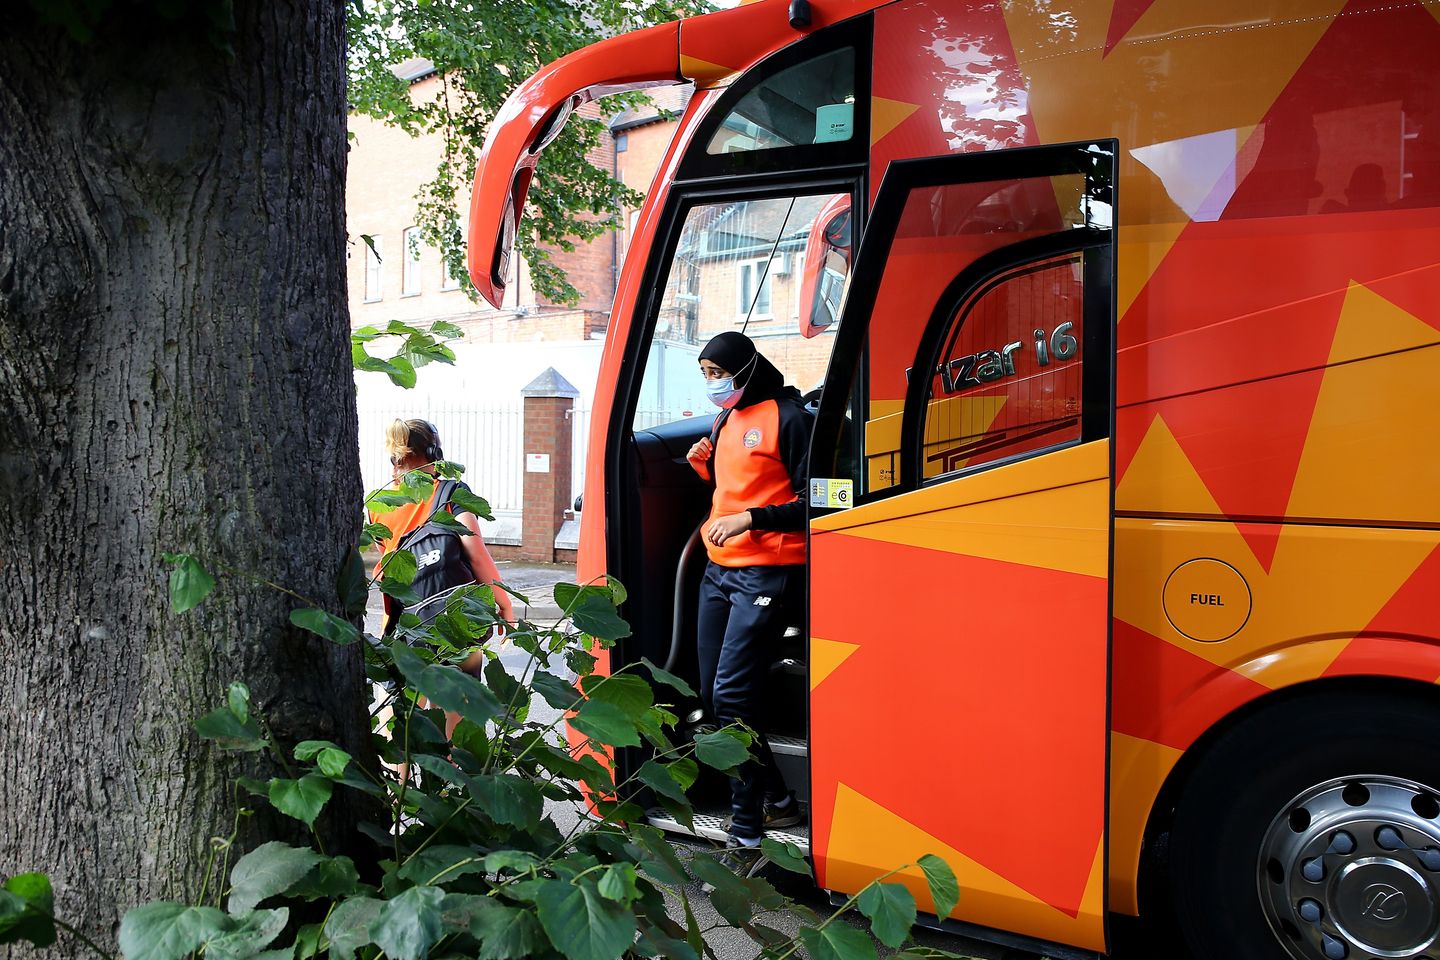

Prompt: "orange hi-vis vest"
[706,398,808,567]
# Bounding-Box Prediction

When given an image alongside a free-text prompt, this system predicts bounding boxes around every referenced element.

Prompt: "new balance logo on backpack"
[753,596,772,606]
[416,549,443,570]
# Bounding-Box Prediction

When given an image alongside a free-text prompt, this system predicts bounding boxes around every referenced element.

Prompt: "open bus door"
[806,142,1117,957]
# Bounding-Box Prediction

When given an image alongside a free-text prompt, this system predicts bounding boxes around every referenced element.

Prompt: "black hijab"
[698,331,791,409]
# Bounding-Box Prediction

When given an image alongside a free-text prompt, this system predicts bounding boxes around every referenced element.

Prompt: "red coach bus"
[467,3,1440,958]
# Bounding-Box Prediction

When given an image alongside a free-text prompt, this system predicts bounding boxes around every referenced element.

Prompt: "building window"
[615,133,628,152]
[402,227,422,297]
[363,235,383,302]
[441,256,462,291]
[736,257,775,320]
[790,252,806,321]
[442,215,467,291]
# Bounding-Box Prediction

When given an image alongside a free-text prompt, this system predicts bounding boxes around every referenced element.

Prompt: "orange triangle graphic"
[809,637,860,690]
[871,97,920,146]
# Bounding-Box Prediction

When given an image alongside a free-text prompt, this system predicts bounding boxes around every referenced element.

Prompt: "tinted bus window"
[705,49,856,155]
[632,192,852,429]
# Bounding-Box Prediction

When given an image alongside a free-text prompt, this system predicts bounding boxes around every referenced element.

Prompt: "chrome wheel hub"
[1260,776,1440,960]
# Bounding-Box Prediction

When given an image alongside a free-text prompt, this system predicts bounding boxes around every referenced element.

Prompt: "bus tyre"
[1168,688,1440,960]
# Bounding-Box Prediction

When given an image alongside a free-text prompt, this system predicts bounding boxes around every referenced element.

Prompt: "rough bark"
[0,2,369,949]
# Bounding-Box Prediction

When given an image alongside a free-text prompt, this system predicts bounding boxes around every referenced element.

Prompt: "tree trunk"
[0,2,369,948]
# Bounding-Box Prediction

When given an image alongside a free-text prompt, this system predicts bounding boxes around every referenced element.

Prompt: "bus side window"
[920,254,1085,479]
[852,174,1088,494]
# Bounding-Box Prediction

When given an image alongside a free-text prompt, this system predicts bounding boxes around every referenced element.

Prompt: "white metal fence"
[362,402,703,521]
[358,402,526,513]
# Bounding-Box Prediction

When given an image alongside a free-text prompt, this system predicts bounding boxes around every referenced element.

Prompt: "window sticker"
[810,477,854,508]
[813,103,854,144]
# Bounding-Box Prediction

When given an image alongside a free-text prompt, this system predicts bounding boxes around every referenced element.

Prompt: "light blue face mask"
[703,353,757,410]
[706,376,742,409]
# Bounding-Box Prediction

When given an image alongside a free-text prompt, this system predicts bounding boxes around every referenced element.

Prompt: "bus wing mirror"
[466,21,683,308]
[798,195,852,338]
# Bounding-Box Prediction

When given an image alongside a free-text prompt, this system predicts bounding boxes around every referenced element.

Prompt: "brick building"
[347,62,689,559]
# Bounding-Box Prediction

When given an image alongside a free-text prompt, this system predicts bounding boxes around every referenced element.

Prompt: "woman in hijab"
[685,331,810,854]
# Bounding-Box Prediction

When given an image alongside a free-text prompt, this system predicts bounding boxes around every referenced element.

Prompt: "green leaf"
[194,708,267,753]
[693,729,750,772]
[380,549,418,586]
[629,826,688,886]
[483,850,539,875]
[397,846,485,887]
[640,657,696,697]
[165,553,216,614]
[448,487,493,521]
[360,521,394,548]
[370,885,444,960]
[636,761,688,804]
[467,900,546,960]
[315,747,352,778]
[378,579,423,606]
[798,924,879,960]
[338,548,369,616]
[858,881,917,948]
[635,706,675,751]
[391,643,504,726]
[323,896,382,959]
[596,863,640,905]
[288,857,362,900]
[570,697,640,748]
[681,894,704,958]
[226,682,251,723]
[534,880,636,960]
[760,837,811,876]
[917,853,960,919]
[470,773,543,829]
[268,775,334,828]
[293,739,337,761]
[118,903,229,960]
[430,320,463,340]
[427,510,473,534]
[483,657,522,710]
[550,581,588,611]
[572,594,631,642]
[384,354,418,389]
[581,673,652,719]
[665,757,699,791]
[450,718,491,768]
[687,855,748,900]
[206,907,289,960]
[531,671,580,711]
[290,607,362,646]
[0,873,55,947]
[228,842,326,914]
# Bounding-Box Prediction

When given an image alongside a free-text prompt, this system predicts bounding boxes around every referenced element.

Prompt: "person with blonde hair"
[371,418,513,701]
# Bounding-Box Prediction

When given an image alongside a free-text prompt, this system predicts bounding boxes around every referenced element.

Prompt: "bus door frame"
[807,140,1118,959]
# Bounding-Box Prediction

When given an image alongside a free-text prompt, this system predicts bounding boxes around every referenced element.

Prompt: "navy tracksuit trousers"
[696,561,804,841]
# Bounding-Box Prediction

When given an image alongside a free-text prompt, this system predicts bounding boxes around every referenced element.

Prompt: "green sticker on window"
[813,103,854,144]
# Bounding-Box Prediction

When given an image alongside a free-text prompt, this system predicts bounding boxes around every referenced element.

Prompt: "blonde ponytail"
[385,418,442,465]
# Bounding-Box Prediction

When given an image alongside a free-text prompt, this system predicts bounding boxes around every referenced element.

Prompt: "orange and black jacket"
[704,390,812,568]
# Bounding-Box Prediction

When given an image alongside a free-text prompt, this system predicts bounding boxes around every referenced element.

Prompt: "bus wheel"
[1168,690,1440,960]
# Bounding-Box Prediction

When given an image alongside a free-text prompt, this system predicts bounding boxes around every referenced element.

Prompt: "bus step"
[768,733,807,758]
[644,806,811,855]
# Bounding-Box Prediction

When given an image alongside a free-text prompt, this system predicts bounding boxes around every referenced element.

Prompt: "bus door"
[806,142,1117,956]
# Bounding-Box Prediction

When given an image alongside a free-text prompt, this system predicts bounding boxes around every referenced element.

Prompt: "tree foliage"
[347,0,707,305]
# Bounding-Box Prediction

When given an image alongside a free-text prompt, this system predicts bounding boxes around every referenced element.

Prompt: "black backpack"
[385,479,476,632]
